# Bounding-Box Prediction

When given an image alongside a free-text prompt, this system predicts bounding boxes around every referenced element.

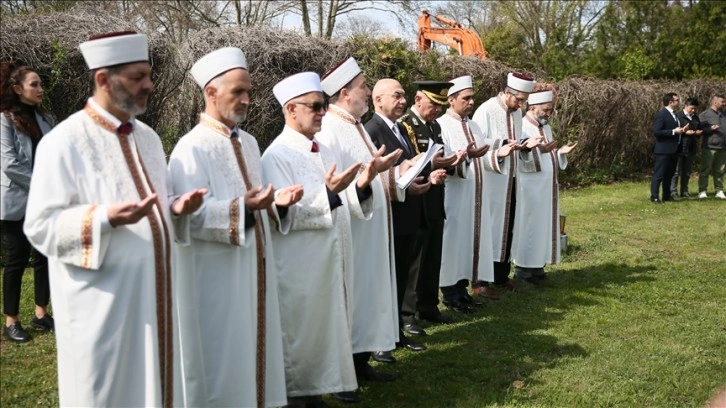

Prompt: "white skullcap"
[528,90,554,105]
[321,57,362,96]
[507,72,536,93]
[80,32,148,70]
[273,72,323,106]
[447,75,473,96]
[191,47,247,89]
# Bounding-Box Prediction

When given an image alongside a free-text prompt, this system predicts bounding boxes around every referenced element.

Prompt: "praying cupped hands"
[171,188,208,215]
[245,184,275,210]
[108,193,158,227]
[274,185,304,207]
[326,162,360,194]
[466,141,490,159]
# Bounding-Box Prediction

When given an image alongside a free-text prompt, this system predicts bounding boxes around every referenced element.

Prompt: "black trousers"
[393,232,419,325]
[1,219,50,316]
[403,219,444,317]
[670,153,696,195]
[651,153,679,200]
[353,352,370,372]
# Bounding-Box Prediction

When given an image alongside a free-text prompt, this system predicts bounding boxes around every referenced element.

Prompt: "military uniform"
[398,84,450,321]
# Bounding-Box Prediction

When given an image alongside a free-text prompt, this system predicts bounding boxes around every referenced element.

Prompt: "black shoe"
[3,322,32,343]
[443,300,474,314]
[330,391,360,404]
[31,314,54,331]
[371,350,396,364]
[663,196,677,202]
[651,198,664,204]
[681,192,691,198]
[357,364,396,382]
[403,322,427,336]
[519,277,541,286]
[396,335,427,352]
[460,293,484,307]
[305,401,330,408]
[418,310,455,324]
[307,401,330,408]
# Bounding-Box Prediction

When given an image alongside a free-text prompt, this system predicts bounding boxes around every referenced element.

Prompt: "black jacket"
[675,110,702,155]
[365,113,424,236]
[399,109,446,222]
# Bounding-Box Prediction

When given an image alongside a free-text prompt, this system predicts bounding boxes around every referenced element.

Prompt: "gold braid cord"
[401,121,421,155]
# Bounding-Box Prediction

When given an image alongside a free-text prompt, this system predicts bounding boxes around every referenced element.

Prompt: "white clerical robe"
[316,105,400,354]
[23,99,186,407]
[437,111,504,286]
[168,115,288,407]
[260,125,372,397]
[512,115,569,267]
[472,95,527,262]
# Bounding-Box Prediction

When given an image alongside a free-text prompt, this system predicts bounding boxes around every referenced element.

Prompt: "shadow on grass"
[336,262,657,408]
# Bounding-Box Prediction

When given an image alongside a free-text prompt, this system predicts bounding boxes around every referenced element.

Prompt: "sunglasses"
[293,101,328,112]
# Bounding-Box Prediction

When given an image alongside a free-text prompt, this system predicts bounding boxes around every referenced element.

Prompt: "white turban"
[191,47,248,88]
[321,57,362,96]
[80,32,148,70]
[507,72,536,93]
[448,75,473,96]
[273,72,323,106]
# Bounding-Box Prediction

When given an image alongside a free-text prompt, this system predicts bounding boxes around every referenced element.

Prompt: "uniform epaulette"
[401,120,415,138]
[397,113,409,123]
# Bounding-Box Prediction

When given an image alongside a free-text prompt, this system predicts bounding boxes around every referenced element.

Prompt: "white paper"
[396,139,444,190]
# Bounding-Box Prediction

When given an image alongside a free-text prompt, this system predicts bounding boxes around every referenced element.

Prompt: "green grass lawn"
[1,181,725,407]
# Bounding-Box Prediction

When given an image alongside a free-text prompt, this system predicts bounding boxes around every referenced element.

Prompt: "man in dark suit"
[365,78,445,359]
[651,92,689,203]
[671,97,704,198]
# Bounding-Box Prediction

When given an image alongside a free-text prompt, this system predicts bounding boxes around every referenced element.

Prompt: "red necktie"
[118,122,133,135]
[311,141,319,153]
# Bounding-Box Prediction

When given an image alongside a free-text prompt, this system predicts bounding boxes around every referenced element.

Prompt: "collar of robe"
[497,93,515,113]
[199,113,238,138]
[327,104,359,125]
[84,103,132,135]
[446,108,467,122]
[525,113,542,127]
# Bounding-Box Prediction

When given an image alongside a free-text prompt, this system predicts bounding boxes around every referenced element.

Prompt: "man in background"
[698,95,725,199]
[650,92,689,203]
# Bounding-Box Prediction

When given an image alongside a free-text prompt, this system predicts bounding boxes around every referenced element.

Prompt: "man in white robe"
[23,31,205,408]
[260,72,378,407]
[471,72,541,297]
[437,75,515,305]
[513,89,576,283]
[317,58,403,396]
[169,47,303,407]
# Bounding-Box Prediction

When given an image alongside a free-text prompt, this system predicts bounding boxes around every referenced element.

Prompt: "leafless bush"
[2,11,724,185]
[168,26,350,148]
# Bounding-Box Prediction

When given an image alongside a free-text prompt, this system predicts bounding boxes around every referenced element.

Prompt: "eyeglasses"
[293,101,328,112]
[386,92,406,100]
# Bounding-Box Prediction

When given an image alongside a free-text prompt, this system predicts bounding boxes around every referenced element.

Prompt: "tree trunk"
[300,0,311,36]
[325,0,338,39]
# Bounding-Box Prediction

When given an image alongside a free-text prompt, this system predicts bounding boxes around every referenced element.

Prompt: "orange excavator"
[417,10,488,60]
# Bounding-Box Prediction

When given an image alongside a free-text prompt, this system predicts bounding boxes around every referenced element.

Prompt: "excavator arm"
[417,10,488,60]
